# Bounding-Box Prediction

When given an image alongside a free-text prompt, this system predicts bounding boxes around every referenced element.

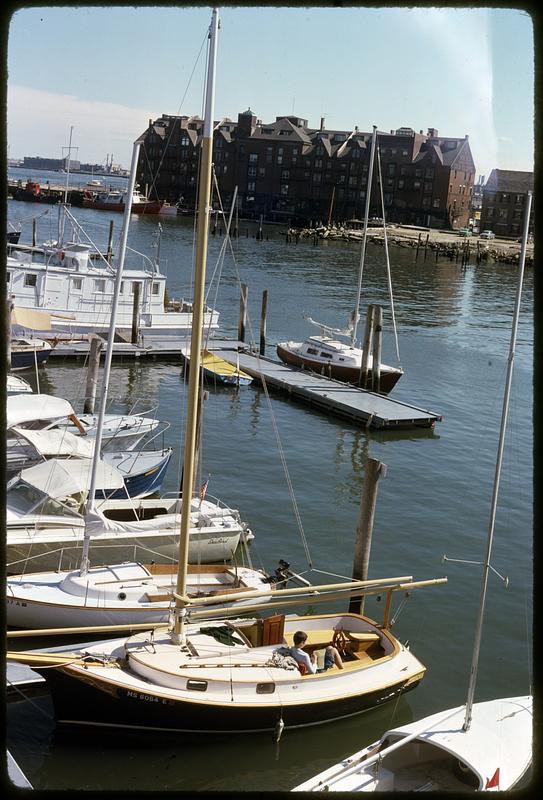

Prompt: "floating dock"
[49,338,441,430]
[185,342,441,430]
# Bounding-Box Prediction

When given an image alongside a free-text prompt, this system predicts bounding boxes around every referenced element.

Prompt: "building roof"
[485,169,534,193]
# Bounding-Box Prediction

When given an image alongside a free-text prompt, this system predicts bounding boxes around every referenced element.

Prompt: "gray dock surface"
[183,341,442,430]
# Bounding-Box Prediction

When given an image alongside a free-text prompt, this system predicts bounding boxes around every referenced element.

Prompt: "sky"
[5,4,535,181]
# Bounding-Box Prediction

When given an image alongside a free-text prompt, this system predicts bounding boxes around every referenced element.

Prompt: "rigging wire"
[376,138,401,364]
[139,30,209,203]
[207,207,314,569]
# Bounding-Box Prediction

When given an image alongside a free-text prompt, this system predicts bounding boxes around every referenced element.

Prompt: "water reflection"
[7,690,414,791]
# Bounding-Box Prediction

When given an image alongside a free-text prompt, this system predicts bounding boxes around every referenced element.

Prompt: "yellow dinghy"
[199,349,253,386]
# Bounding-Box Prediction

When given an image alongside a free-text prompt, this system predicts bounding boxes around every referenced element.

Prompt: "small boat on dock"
[10,337,52,371]
[185,348,253,386]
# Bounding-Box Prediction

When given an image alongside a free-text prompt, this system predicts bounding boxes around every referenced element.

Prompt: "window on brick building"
[249,153,258,163]
[432,198,440,208]
[280,184,289,195]
[281,170,290,180]
[247,181,256,192]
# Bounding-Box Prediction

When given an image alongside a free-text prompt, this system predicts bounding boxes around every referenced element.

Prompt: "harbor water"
[6,176,534,791]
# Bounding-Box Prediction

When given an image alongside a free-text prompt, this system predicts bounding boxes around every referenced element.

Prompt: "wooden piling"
[131,282,141,345]
[371,305,383,393]
[415,232,421,260]
[83,335,104,413]
[424,233,429,260]
[238,283,248,343]
[349,457,388,614]
[106,220,114,263]
[259,289,268,356]
[32,219,37,248]
[359,304,375,389]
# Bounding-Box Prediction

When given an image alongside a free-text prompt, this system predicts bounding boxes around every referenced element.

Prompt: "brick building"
[480,169,534,238]
[136,111,475,228]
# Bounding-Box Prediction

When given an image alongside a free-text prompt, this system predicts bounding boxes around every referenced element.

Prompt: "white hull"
[292,697,533,792]
[7,563,272,628]
[7,243,219,340]
[6,523,245,573]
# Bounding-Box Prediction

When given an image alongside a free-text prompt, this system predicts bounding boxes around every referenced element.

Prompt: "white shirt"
[289,646,317,674]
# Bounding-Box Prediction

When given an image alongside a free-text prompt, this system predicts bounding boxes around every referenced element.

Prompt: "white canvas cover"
[7,394,75,428]
[19,458,124,498]
[11,427,95,458]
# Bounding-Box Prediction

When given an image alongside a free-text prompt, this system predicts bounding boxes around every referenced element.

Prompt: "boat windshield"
[7,480,83,519]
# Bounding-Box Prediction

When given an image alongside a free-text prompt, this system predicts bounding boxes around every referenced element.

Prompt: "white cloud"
[8,85,159,167]
[402,8,499,178]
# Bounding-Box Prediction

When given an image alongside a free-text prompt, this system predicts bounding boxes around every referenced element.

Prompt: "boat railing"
[160,491,238,513]
[7,541,179,575]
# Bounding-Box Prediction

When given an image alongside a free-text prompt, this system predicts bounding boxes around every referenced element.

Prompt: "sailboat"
[277,126,403,393]
[292,194,534,793]
[5,128,250,574]
[7,10,445,734]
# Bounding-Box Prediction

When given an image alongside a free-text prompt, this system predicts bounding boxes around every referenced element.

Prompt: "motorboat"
[9,337,52,371]
[6,213,218,340]
[82,186,176,215]
[277,334,403,392]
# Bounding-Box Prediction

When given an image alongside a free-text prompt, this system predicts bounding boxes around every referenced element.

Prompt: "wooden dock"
[49,337,441,430]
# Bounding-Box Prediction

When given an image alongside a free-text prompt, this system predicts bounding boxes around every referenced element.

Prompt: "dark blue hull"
[95,450,173,499]
[10,348,51,371]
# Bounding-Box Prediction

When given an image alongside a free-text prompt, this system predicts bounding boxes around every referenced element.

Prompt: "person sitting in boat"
[289,630,343,674]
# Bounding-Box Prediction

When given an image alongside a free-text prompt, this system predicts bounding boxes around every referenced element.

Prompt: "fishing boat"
[82,186,176,215]
[9,337,52,371]
[7,11,445,735]
[6,221,218,341]
[277,127,403,394]
[292,194,534,793]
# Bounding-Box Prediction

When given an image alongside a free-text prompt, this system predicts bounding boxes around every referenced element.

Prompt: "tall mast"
[350,125,377,347]
[79,138,142,576]
[173,8,219,643]
[463,190,532,730]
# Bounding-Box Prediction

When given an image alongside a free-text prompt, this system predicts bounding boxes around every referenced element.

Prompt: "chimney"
[390,129,394,134]
[320,117,325,131]
[149,119,152,127]
[419,130,423,134]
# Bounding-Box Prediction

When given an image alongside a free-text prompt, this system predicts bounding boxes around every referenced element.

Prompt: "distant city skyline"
[7,5,534,181]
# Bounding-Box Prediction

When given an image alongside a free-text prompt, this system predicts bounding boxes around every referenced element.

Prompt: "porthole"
[118,592,127,600]
[186,679,208,692]
[256,683,276,694]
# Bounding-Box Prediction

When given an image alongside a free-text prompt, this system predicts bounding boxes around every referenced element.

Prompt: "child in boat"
[289,630,344,674]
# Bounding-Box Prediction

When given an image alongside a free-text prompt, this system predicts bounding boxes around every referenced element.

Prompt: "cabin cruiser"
[7,226,218,340]
[277,334,403,393]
